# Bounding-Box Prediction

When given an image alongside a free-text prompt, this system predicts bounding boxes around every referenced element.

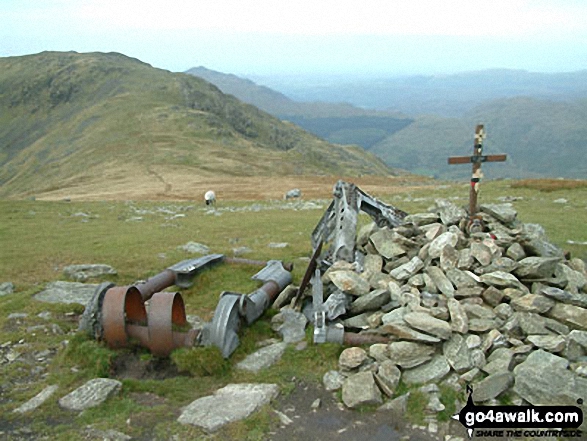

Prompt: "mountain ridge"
[0,51,395,198]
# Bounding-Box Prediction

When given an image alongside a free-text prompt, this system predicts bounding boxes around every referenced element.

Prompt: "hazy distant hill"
[251,69,587,117]
[0,52,393,198]
[371,96,587,179]
[186,66,414,149]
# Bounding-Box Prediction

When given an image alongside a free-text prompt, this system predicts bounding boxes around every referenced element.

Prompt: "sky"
[1,0,587,77]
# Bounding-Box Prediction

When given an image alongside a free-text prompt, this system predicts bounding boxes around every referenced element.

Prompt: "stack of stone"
[317,199,587,417]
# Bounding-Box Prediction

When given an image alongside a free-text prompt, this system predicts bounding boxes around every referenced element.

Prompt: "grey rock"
[379,323,441,343]
[511,294,554,314]
[378,392,410,414]
[443,334,473,373]
[177,383,279,432]
[458,248,474,270]
[480,271,523,289]
[329,270,371,296]
[514,350,587,406]
[494,303,513,320]
[339,347,368,371]
[63,264,116,281]
[522,237,564,259]
[472,372,514,402]
[35,281,99,304]
[268,242,289,249]
[342,371,382,408]
[272,284,298,309]
[506,243,527,261]
[271,310,307,343]
[514,257,561,279]
[527,335,566,353]
[482,348,514,375]
[448,298,469,334]
[362,254,383,277]
[517,312,549,336]
[404,213,439,226]
[435,199,467,226]
[285,188,301,199]
[428,232,459,259]
[481,257,518,275]
[84,428,131,441]
[13,385,58,413]
[369,343,390,362]
[480,203,517,224]
[540,286,587,308]
[482,286,504,307]
[556,264,587,293]
[323,370,345,391]
[0,282,15,296]
[178,241,210,254]
[59,378,122,411]
[455,286,484,298]
[350,288,390,314]
[425,267,455,297]
[389,257,424,281]
[388,341,436,368]
[402,355,451,384]
[374,360,402,397]
[403,312,452,340]
[236,342,287,373]
[463,303,496,320]
[343,312,371,329]
[323,291,351,320]
[470,241,493,267]
[468,318,498,333]
[233,246,253,256]
[370,229,407,259]
[446,268,479,290]
[548,303,587,330]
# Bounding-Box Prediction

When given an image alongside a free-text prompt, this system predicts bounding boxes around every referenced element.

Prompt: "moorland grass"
[0,179,585,438]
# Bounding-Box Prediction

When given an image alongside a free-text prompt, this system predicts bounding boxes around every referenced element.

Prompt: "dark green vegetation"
[187,66,414,150]
[0,52,391,198]
[0,179,586,439]
[192,67,587,180]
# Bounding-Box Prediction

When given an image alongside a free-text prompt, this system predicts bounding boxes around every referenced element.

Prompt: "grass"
[0,178,586,439]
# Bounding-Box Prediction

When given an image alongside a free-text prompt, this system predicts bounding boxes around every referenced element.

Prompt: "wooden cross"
[448,124,507,216]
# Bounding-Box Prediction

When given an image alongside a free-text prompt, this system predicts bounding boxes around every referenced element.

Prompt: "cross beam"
[448,124,507,216]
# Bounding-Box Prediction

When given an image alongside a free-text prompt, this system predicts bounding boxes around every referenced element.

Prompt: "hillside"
[371,96,587,179]
[0,52,393,199]
[186,66,413,150]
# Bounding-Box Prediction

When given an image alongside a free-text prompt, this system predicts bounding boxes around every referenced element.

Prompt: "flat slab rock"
[177,383,279,432]
[34,281,99,304]
[59,378,122,411]
[235,342,287,373]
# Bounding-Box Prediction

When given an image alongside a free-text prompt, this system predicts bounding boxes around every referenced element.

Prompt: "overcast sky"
[1,0,586,76]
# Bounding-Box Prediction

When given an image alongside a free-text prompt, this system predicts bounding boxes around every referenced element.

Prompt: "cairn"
[312,198,586,424]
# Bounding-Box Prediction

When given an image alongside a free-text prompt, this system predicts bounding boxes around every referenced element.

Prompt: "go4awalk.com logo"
[453,385,584,439]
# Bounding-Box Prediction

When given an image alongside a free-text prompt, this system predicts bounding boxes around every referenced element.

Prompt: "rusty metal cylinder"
[135,270,176,301]
[343,332,391,346]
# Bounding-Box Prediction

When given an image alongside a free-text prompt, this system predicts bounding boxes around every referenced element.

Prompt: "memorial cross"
[448,124,507,216]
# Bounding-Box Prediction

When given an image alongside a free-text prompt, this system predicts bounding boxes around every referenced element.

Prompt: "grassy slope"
[0,52,391,198]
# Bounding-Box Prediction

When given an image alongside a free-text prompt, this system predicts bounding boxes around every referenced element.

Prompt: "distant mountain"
[371,96,587,179]
[0,52,393,198]
[250,69,587,117]
[186,67,587,180]
[186,66,414,149]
